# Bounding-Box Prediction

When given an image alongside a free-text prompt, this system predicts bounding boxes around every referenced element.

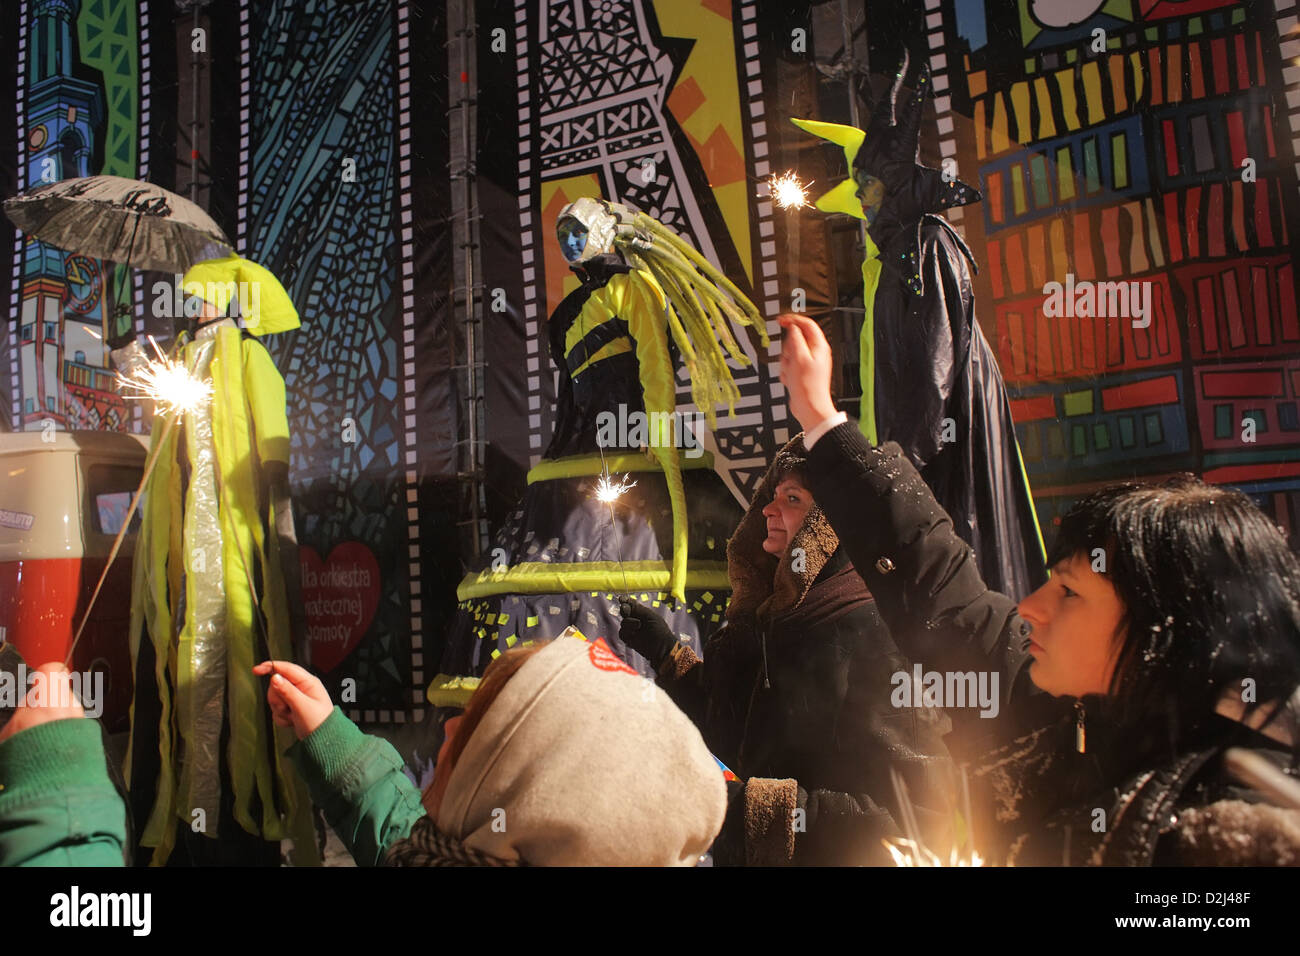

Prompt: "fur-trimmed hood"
[726,433,846,623]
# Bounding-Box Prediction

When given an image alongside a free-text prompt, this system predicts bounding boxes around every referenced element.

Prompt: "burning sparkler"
[117,335,213,418]
[594,472,637,502]
[69,336,211,667]
[883,838,985,868]
[768,171,812,210]
[592,463,636,595]
[882,765,986,867]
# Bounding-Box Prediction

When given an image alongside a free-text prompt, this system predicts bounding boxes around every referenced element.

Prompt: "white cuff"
[802,411,848,449]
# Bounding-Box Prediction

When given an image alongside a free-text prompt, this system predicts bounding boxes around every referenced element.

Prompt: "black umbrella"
[3,174,231,274]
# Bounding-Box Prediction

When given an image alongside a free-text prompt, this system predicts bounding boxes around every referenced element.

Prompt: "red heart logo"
[300,542,380,673]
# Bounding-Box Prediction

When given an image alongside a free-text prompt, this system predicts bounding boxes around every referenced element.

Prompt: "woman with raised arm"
[619,435,954,866]
[777,312,1300,866]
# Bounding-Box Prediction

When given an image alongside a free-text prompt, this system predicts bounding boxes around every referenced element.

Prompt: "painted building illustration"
[15,0,142,432]
[932,0,1300,538]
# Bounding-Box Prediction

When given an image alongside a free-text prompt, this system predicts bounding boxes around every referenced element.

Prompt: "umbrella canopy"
[3,174,231,274]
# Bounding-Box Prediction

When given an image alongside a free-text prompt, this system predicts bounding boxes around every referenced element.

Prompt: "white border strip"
[514,0,542,461]
[926,0,962,225]
[10,4,27,426]
[395,0,424,717]
[134,1,151,431]
[1275,3,1300,188]
[237,0,251,253]
[739,0,783,403]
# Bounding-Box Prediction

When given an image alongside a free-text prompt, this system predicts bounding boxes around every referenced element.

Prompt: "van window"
[86,464,145,536]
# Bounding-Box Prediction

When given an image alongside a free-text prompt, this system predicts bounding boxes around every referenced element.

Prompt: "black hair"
[1050,475,1300,754]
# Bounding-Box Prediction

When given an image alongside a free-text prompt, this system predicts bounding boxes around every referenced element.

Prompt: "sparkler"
[117,335,213,418]
[769,171,810,326]
[883,838,985,868]
[594,472,637,502]
[68,337,210,667]
[768,171,812,210]
[593,464,635,595]
[882,765,986,867]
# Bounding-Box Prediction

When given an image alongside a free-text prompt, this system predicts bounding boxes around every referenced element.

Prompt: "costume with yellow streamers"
[125,254,318,865]
[439,199,764,682]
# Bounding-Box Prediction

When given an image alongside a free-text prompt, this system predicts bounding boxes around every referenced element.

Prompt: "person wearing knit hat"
[619,434,954,865]
[259,633,726,866]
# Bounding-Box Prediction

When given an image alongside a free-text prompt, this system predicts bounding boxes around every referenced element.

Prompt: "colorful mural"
[237,0,426,720]
[10,0,147,433]
[933,0,1300,539]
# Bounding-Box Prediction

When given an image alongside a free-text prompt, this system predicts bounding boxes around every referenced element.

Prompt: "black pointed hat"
[794,52,981,295]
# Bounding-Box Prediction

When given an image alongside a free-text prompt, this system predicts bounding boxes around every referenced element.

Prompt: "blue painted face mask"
[557,219,589,263]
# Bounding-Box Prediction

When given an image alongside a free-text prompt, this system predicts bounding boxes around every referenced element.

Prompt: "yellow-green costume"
[439,199,767,682]
[125,255,318,865]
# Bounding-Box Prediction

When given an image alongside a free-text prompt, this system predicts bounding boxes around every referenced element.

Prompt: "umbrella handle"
[103,211,144,348]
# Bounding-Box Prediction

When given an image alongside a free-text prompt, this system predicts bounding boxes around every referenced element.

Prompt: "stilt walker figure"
[441,199,768,679]
[121,254,318,866]
[794,57,1047,598]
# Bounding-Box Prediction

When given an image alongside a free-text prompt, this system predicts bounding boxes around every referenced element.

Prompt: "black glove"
[617,599,678,671]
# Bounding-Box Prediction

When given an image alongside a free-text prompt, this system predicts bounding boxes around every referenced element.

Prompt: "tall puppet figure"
[121,254,318,866]
[441,198,768,679]
[794,57,1047,599]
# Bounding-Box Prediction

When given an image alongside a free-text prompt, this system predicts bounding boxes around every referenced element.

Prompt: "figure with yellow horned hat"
[116,253,319,866]
[792,54,1047,600]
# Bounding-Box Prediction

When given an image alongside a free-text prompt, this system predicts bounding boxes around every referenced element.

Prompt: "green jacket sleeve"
[0,719,127,867]
[288,707,427,866]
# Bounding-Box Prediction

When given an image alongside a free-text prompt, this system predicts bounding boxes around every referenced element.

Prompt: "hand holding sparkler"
[254,660,334,740]
[0,661,86,745]
[778,313,838,434]
[617,599,679,672]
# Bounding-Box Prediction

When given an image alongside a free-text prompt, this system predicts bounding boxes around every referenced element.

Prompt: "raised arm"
[778,315,1031,724]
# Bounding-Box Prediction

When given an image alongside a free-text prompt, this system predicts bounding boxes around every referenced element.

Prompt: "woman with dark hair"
[778,312,1300,865]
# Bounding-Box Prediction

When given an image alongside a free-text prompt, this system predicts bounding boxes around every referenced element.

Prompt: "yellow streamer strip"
[526,449,715,484]
[457,560,730,601]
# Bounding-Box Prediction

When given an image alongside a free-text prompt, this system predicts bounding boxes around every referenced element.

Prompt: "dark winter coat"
[805,421,1300,866]
[657,438,953,865]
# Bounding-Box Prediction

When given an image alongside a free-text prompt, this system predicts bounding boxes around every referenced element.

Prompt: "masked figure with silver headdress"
[440,198,767,682]
[119,254,318,866]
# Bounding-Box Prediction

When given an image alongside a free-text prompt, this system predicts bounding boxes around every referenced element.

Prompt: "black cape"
[868,213,1047,600]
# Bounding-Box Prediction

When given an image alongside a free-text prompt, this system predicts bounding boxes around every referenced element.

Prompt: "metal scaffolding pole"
[447,0,487,558]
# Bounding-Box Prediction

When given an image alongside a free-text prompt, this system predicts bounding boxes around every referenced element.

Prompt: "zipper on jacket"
[1074,700,1087,753]
[760,626,771,689]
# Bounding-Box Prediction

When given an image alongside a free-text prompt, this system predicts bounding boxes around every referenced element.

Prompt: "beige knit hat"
[435,634,727,865]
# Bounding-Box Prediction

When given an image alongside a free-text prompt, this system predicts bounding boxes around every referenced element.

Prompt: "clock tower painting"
[18,0,135,431]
